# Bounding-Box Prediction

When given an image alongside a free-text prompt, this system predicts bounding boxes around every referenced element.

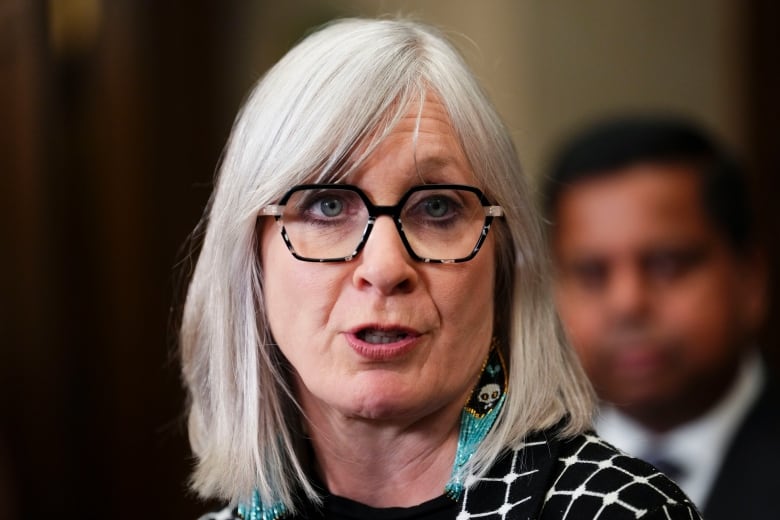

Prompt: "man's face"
[551,164,765,429]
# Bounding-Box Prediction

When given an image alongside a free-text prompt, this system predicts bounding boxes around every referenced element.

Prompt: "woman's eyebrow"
[410,156,461,183]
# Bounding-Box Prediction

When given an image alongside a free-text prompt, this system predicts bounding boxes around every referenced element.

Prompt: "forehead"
[342,93,476,187]
[554,164,721,252]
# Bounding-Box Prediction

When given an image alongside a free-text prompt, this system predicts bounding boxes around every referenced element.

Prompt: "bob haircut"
[180,17,595,511]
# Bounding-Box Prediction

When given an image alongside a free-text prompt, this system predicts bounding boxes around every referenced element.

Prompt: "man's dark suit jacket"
[704,375,780,519]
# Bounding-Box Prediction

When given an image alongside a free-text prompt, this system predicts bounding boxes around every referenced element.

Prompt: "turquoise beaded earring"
[445,341,508,499]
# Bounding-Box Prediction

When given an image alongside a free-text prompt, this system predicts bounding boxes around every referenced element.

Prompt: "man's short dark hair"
[542,115,754,252]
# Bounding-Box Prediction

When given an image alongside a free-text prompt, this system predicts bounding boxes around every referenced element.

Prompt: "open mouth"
[357,329,410,344]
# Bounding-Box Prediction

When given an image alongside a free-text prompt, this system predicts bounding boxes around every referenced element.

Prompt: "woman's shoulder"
[539,431,701,519]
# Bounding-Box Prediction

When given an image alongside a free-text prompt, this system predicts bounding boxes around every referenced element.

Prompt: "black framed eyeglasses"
[259,184,504,263]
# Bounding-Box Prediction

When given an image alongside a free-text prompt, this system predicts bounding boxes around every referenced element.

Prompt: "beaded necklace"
[238,345,507,520]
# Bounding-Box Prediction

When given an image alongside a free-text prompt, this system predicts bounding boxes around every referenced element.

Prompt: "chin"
[342,400,414,422]
[346,388,440,423]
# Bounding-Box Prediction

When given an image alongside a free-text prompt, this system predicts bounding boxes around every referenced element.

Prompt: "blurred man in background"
[542,116,779,519]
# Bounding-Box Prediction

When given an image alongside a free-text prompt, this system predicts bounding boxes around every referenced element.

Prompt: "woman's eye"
[424,196,450,218]
[317,197,343,217]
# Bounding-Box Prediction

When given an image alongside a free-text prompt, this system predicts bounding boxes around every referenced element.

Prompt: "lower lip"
[345,333,420,361]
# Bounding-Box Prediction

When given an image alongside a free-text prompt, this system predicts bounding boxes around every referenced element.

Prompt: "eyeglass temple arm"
[259,205,284,217]
[485,206,504,217]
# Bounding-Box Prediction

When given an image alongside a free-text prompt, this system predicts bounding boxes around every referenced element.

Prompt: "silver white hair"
[180,17,595,512]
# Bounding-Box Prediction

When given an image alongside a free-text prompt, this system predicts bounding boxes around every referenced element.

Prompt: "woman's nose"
[352,216,418,294]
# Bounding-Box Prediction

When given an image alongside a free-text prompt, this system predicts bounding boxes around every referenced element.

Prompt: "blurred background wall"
[1,0,777,518]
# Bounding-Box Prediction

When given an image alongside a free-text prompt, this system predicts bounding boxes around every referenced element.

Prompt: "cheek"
[555,287,602,354]
[261,230,294,321]
[443,275,494,331]
[438,247,497,338]
[566,326,601,373]
[658,274,745,362]
[553,289,615,378]
[260,227,332,341]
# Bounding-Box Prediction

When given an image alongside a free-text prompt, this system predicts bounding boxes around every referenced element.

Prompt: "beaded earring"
[445,342,508,499]
[237,490,285,520]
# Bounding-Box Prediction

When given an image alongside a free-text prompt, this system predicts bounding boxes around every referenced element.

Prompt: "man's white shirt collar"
[596,351,765,509]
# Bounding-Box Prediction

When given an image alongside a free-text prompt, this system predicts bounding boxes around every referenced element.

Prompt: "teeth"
[360,330,408,344]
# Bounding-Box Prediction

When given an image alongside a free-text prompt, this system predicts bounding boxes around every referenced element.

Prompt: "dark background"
[1,2,778,518]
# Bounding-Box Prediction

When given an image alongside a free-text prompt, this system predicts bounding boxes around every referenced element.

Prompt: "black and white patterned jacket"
[199,430,701,519]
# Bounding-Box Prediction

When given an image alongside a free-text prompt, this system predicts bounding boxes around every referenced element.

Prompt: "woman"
[181,18,701,519]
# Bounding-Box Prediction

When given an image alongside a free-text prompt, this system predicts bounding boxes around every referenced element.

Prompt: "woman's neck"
[302,401,463,508]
